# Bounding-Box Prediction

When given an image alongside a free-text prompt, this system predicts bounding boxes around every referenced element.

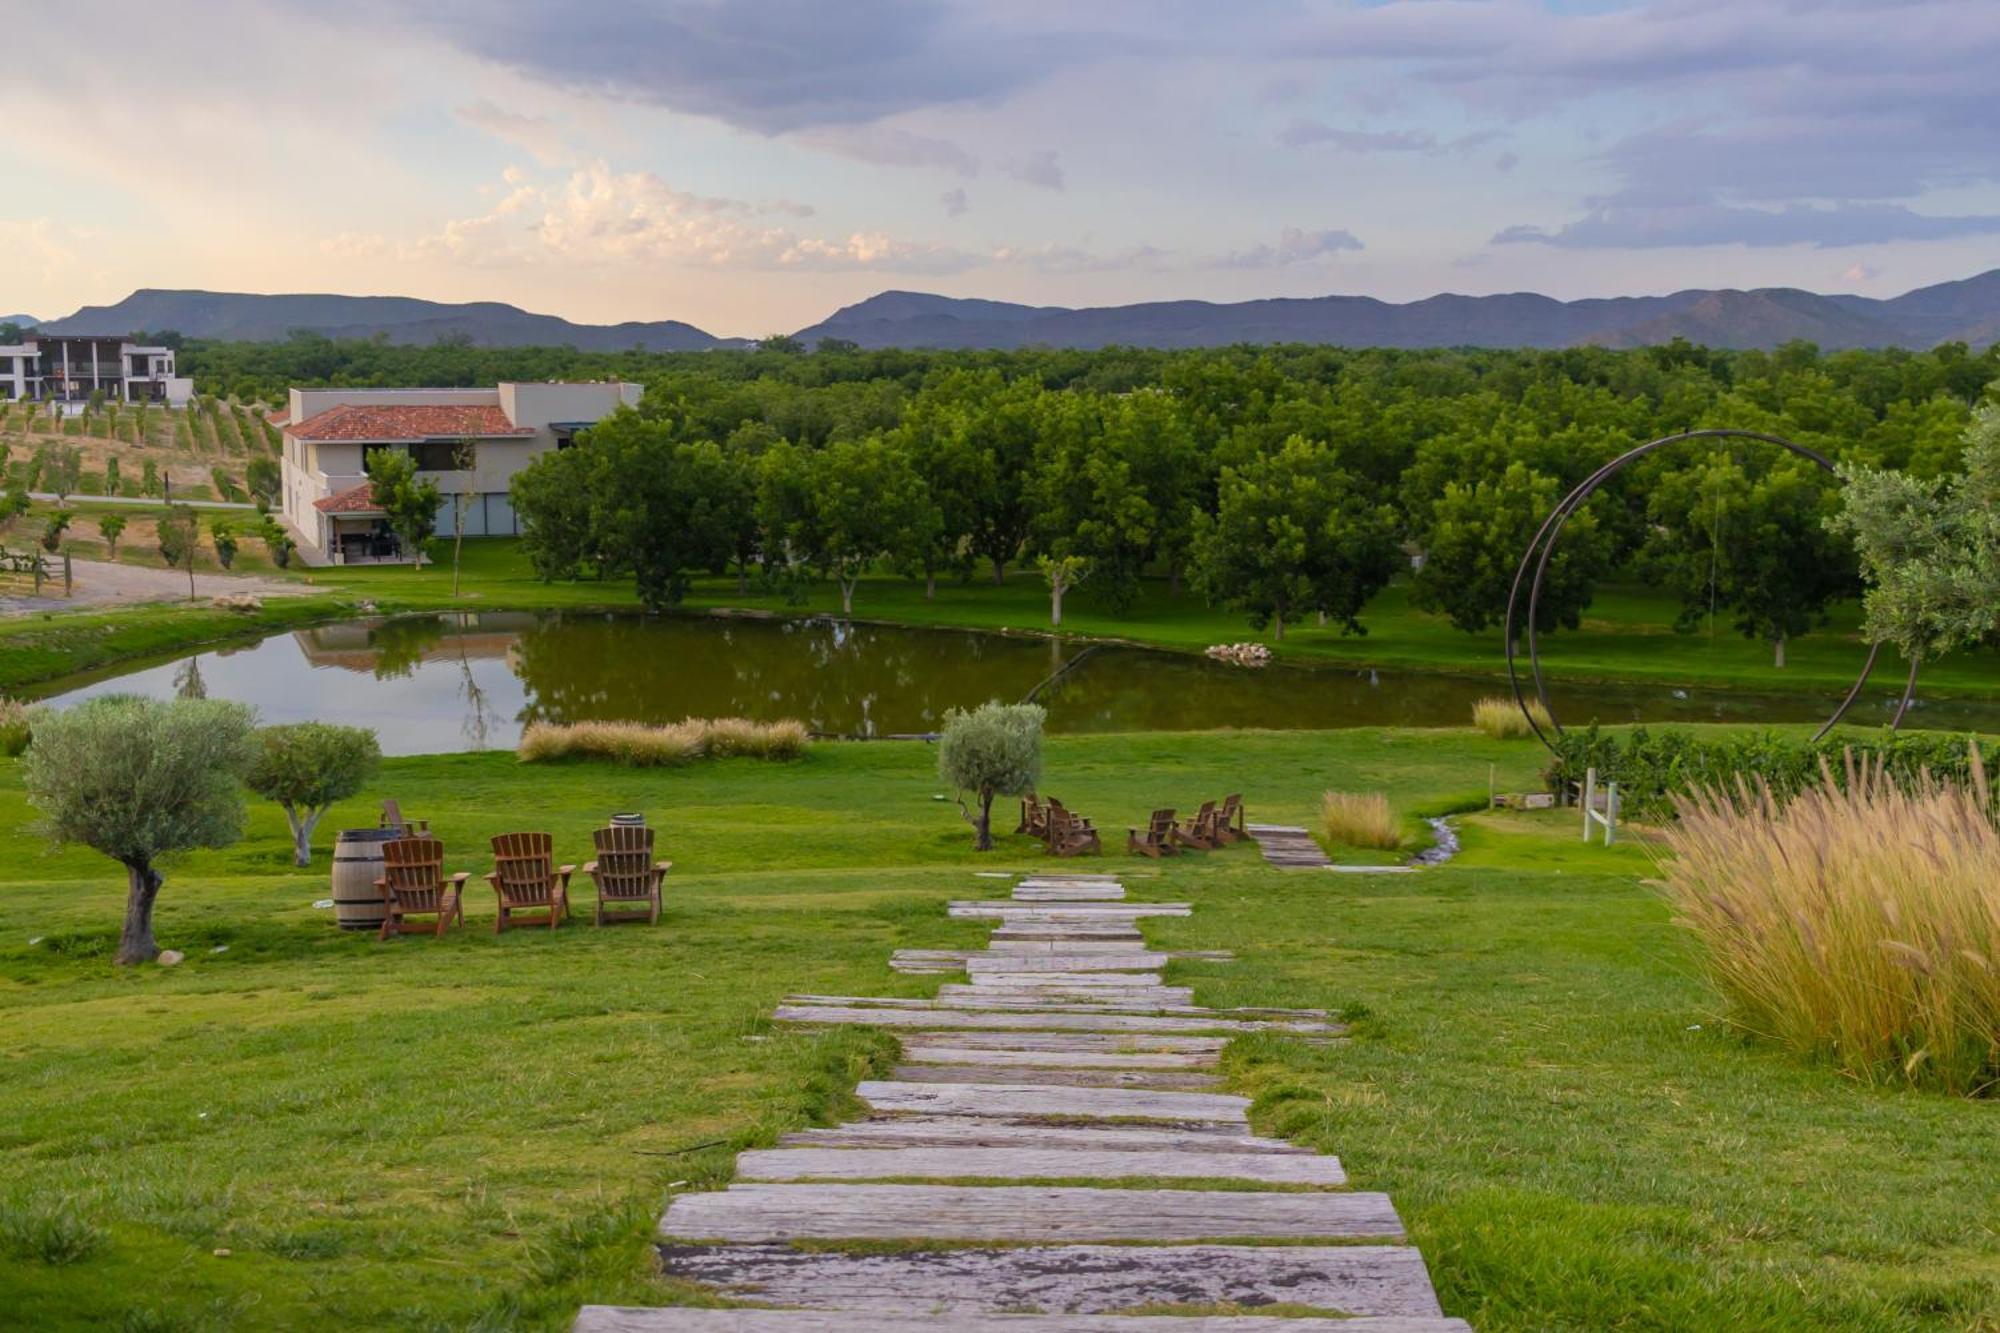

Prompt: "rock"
[212,1248,231,1258]
[158,949,185,967]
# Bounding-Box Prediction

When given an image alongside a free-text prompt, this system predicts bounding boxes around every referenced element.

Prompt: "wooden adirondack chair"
[585,824,671,925]
[379,798,430,838]
[487,832,573,934]
[1127,808,1178,858]
[1217,793,1248,842]
[1173,801,1223,851]
[1045,799,1102,857]
[376,837,468,941]
[1016,792,1048,839]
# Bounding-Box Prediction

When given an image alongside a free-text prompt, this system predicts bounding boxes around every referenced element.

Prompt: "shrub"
[0,697,29,756]
[1472,694,1553,739]
[937,701,1045,850]
[0,1193,105,1265]
[1321,790,1402,849]
[244,723,381,866]
[1544,724,2000,821]
[517,718,809,767]
[1658,755,2000,1095]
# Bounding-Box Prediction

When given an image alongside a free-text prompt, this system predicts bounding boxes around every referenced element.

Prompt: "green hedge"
[1543,725,1995,820]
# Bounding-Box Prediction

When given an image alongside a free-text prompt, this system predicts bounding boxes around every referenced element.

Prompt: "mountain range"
[17,270,2000,353]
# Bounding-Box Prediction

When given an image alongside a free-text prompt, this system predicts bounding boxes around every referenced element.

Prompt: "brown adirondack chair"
[375,836,468,941]
[1045,799,1102,857]
[487,832,573,934]
[379,798,430,838]
[1016,792,1048,839]
[1173,801,1223,851]
[1217,793,1247,842]
[1127,808,1178,858]
[585,824,671,926]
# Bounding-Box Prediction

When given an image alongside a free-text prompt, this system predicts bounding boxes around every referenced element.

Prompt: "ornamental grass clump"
[1657,750,2000,1096]
[0,697,28,757]
[1322,790,1401,850]
[517,718,808,767]
[1471,694,1552,739]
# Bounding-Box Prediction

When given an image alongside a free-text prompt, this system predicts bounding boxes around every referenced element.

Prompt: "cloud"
[351,0,1097,134]
[939,187,969,218]
[1001,149,1065,191]
[455,99,572,165]
[1277,120,1500,156]
[1215,226,1364,268]
[794,124,979,176]
[1493,196,2000,250]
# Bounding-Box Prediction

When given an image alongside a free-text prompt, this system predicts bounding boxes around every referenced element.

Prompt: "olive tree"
[22,696,257,965]
[937,701,1044,851]
[244,722,381,866]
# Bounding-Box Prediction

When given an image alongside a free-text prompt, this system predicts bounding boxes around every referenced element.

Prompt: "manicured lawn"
[8,528,1999,699]
[0,729,1994,1330]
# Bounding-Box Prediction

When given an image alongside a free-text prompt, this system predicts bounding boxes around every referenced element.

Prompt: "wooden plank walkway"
[579,871,1467,1331]
[1246,822,1334,869]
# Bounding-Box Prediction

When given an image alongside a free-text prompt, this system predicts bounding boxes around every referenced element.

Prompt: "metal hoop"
[1502,429,1915,753]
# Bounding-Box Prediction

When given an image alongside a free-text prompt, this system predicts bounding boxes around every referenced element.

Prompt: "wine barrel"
[331,828,399,931]
[609,813,646,828]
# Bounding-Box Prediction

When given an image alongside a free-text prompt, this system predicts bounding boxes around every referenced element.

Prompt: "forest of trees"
[182,333,2000,660]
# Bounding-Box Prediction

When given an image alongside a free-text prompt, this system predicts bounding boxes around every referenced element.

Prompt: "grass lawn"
[0,729,1994,1330]
[7,527,2000,700]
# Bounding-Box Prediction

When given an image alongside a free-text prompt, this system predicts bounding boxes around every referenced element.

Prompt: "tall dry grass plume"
[1657,746,2000,1095]
[1322,790,1402,850]
[1471,695,1553,739]
[518,717,808,766]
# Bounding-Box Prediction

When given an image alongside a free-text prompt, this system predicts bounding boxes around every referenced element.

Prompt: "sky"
[4,0,1998,338]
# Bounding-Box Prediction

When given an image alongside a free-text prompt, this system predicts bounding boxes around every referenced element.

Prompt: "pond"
[30,611,1997,756]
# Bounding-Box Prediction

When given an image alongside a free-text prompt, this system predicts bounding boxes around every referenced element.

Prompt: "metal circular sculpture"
[1502,428,1919,753]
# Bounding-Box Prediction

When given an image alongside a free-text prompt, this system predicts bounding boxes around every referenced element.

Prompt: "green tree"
[445,438,477,595]
[1645,454,1854,667]
[244,452,280,508]
[937,701,1045,851]
[209,517,238,570]
[262,517,295,569]
[39,510,72,553]
[157,504,200,599]
[811,436,937,615]
[104,454,121,496]
[1029,394,1155,613]
[1035,553,1088,628]
[96,512,126,556]
[510,445,598,582]
[244,723,381,866]
[1410,462,1608,641]
[1192,436,1400,639]
[22,696,256,964]
[365,447,441,568]
[675,440,759,593]
[1828,401,2000,671]
[141,458,160,498]
[44,445,82,503]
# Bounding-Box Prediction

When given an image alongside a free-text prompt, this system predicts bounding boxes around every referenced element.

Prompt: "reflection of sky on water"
[32,611,2000,756]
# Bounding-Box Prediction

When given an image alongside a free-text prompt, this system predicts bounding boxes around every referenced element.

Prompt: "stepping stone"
[789,995,1324,1019]
[897,1043,1218,1069]
[945,990,1201,1008]
[652,1242,1447,1318]
[777,1005,1333,1035]
[1013,884,1127,900]
[857,1079,1249,1122]
[898,1032,1228,1054]
[658,1183,1406,1243]
[780,1117,1312,1155]
[888,1064,1223,1091]
[959,970,1170,987]
[953,902,1189,915]
[1247,825,1333,870]
[987,936,1148,951]
[966,953,1170,971]
[734,1145,1343,1185]
[581,1309,1469,1331]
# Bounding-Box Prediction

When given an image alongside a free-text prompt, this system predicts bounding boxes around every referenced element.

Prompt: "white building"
[0,334,192,407]
[277,381,642,564]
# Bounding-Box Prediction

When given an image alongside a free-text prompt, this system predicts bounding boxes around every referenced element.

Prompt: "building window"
[409,441,467,472]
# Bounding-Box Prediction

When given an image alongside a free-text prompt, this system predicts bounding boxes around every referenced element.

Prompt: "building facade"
[0,334,192,406]
[277,381,642,564]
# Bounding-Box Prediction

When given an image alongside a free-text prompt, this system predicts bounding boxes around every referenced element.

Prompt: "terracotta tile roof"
[286,403,533,442]
[314,481,384,515]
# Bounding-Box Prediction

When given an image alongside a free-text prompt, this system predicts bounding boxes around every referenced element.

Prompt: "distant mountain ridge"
[795,270,2000,352]
[17,270,2000,352]
[34,289,739,352]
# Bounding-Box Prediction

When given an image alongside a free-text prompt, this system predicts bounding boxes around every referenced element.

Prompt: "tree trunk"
[840,576,856,616]
[117,859,163,965]
[452,522,465,596]
[975,790,995,851]
[1169,564,1181,597]
[1773,633,1786,669]
[991,556,1006,586]
[284,802,326,867]
[1273,611,1285,641]
[737,565,749,596]
[1050,584,1064,628]
[925,566,936,600]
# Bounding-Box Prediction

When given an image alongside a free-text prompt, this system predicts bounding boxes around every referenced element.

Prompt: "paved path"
[0,557,304,614]
[577,873,1466,1331]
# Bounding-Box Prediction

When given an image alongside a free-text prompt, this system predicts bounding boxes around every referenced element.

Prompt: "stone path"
[1246,823,1334,869]
[576,872,1466,1332]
